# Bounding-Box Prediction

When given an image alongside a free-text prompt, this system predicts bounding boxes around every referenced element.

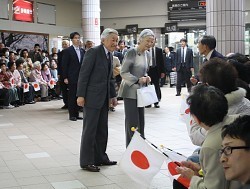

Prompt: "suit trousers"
[176,66,192,94]
[60,79,68,106]
[124,98,145,147]
[68,83,79,118]
[148,67,161,103]
[80,102,109,166]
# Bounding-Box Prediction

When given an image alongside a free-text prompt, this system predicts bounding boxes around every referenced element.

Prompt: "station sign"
[13,0,34,22]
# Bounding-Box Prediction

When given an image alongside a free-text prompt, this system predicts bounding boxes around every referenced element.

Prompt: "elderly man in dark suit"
[173,38,194,96]
[58,40,69,109]
[146,39,165,108]
[77,28,118,172]
[62,32,85,121]
[190,35,224,85]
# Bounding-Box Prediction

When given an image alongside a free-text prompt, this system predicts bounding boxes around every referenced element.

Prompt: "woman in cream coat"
[118,29,155,147]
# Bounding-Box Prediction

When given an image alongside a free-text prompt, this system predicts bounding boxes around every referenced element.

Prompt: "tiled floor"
[0,86,197,189]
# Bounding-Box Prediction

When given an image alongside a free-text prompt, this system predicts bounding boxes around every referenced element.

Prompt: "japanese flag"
[119,131,166,187]
[10,77,15,87]
[23,83,29,93]
[167,161,190,188]
[179,94,195,134]
[162,148,190,188]
[48,79,56,89]
[32,82,40,91]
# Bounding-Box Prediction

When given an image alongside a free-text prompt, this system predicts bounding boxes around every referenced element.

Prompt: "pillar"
[82,0,100,46]
[206,0,245,55]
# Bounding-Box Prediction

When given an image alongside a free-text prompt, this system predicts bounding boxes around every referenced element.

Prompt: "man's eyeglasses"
[219,146,250,156]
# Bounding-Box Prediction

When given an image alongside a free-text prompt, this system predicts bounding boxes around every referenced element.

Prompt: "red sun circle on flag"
[24,84,28,89]
[185,108,190,114]
[34,83,38,88]
[50,80,53,85]
[131,150,150,169]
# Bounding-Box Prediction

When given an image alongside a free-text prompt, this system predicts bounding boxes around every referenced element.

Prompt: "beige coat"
[190,115,242,189]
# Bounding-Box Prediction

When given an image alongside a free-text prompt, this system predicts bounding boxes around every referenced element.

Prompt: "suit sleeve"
[57,51,63,76]
[76,48,96,98]
[61,49,70,80]
[120,49,138,87]
[110,70,116,98]
[189,49,194,68]
[158,49,165,74]
[174,50,179,68]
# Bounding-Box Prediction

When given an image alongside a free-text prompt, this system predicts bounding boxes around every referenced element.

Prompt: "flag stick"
[131,127,187,164]
[131,127,170,158]
[160,146,187,159]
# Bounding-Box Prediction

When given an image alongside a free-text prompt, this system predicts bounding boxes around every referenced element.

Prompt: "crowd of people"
[1,28,250,188]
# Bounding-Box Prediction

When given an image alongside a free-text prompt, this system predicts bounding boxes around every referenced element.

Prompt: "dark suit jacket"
[154,47,165,77]
[76,44,116,109]
[114,51,123,63]
[61,46,85,84]
[57,49,66,76]
[175,47,193,71]
[211,50,224,59]
[164,52,175,72]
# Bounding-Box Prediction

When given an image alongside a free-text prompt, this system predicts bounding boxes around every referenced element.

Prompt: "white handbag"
[137,85,158,107]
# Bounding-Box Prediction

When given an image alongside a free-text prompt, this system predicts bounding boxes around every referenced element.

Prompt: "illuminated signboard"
[198,1,206,7]
[126,24,138,34]
[168,0,206,21]
[13,0,34,22]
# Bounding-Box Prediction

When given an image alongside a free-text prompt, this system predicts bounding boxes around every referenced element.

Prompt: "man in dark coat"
[62,32,85,121]
[76,28,118,172]
[173,38,194,96]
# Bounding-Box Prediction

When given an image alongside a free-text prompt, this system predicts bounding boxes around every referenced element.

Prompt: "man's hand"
[77,97,85,107]
[190,76,198,85]
[110,98,118,107]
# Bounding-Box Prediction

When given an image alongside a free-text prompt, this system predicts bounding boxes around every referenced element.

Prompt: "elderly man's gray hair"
[101,28,118,40]
[138,29,155,42]
[33,61,41,68]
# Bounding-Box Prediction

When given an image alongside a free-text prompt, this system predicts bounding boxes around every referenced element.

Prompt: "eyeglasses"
[219,146,250,156]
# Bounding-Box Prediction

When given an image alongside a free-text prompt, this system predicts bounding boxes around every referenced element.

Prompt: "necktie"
[152,48,156,67]
[75,48,81,62]
[181,47,184,63]
[107,52,111,73]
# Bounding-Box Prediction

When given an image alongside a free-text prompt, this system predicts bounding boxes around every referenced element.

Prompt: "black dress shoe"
[81,165,100,172]
[109,107,115,112]
[61,105,68,109]
[95,160,117,166]
[154,104,160,108]
[69,117,77,121]
[175,93,181,96]
[26,101,35,104]
[76,116,83,120]
[145,105,152,108]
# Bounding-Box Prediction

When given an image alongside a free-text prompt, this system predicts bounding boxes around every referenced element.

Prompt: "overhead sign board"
[13,0,34,22]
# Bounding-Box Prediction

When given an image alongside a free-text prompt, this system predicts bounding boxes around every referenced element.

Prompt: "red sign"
[13,0,33,22]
